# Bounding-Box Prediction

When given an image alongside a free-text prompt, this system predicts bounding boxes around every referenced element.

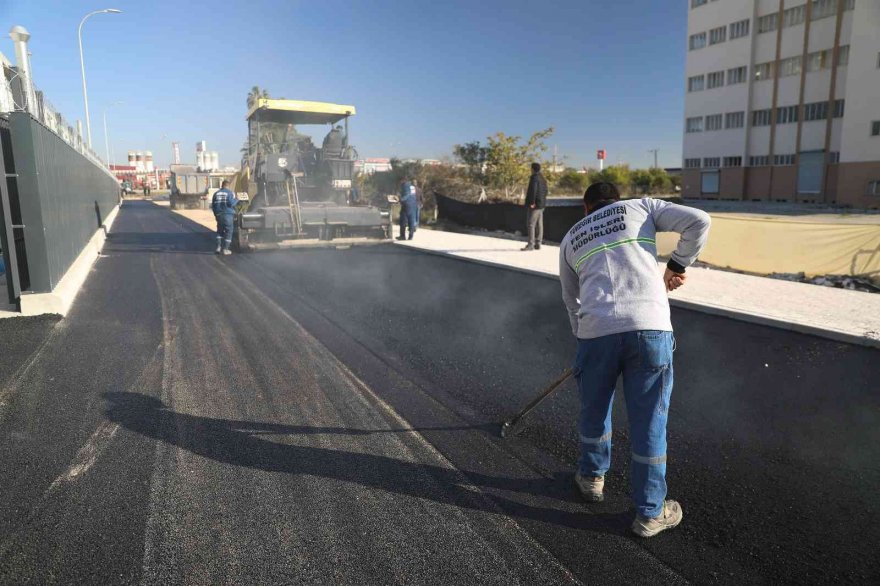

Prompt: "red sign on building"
[597,149,606,160]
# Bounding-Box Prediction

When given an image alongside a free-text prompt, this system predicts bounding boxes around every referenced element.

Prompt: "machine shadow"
[103,391,631,536]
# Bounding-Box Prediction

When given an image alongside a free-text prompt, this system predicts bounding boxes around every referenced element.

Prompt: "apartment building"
[683,0,880,208]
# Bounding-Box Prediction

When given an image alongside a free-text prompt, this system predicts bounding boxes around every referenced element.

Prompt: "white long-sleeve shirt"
[559,198,711,339]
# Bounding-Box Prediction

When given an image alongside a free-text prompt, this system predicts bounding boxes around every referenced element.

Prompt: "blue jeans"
[574,330,674,519]
[399,204,417,239]
[215,213,234,250]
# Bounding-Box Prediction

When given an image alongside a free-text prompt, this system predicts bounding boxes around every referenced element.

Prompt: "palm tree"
[246,86,270,109]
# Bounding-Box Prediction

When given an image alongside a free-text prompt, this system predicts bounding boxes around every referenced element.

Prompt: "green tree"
[484,127,554,200]
[247,86,270,109]
[588,165,631,195]
[452,141,489,184]
[555,167,588,194]
[648,167,672,193]
[631,168,653,194]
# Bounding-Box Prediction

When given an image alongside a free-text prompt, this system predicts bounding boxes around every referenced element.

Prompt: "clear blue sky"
[1,0,687,169]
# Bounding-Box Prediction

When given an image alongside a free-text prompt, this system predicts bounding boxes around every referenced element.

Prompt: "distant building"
[683,0,880,207]
[111,164,169,189]
[354,158,393,175]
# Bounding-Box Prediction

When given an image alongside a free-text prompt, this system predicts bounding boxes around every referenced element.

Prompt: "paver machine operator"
[234,99,391,250]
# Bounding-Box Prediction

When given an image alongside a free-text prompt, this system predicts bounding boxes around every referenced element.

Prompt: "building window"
[723,156,743,168]
[805,49,832,72]
[684,158,702,169]
[707,70,725,89]
[779,56,802,78]
[804,101,829,121]
[701,171,720,194]
[868,180,880,196]
[828,152,840,163]
[691,0,708,7]
[706,114,724,131]
[783,4,806,28]
[727,66,748,84]
[703,157,721,168]
[776,105,799,124]
[709,26,727,45]
[686,117,704,133]
[811,0,853,20]
[725,111,745,129]
[838,45,850,66]
[752,109,773,126]
[833,99,845,118]
[774,154,796,166]
[730,19,750,39]
[689,32,707,50]
[749,155,771,166]
[758,13,778,34]
[754,61,775,81]
[688,75,705,92]
[872,121,880,136]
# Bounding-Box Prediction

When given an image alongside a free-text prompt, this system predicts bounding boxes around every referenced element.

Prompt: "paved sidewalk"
[396,229,880,347]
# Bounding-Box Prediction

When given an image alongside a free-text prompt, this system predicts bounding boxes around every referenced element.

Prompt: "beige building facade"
[683,0,880,208]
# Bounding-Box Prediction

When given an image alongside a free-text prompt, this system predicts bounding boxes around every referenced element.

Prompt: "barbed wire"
[1,66,111,173]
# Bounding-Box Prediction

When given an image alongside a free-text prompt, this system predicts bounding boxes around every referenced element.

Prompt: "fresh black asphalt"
[0,200,877,584]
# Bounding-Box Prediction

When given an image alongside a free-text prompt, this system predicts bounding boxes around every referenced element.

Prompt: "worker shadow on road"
[103,391,632,536]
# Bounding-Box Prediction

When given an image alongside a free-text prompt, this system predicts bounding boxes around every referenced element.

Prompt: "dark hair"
[221,180,229,188]
[584,182,620,207]
[531,162,541,173]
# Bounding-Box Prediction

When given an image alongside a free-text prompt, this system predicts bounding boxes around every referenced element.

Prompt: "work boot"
[222,249,232,256]
[521,244,535,251]
[631,500,683,538]
[396,236,407,241]
[574,473,605,503]
[535,243,542,250]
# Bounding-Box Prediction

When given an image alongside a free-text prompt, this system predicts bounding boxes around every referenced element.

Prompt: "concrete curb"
[397,242,880,350]
[13,202,121,318]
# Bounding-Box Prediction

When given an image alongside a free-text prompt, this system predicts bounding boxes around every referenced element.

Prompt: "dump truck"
[234,99,391,250]
[170,165,237,209]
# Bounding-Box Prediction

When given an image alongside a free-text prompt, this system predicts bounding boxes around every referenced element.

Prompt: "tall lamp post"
[78,8,122,148]
[103,100,123,169]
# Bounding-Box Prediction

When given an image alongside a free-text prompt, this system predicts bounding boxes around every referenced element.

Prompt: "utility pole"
[648,149,659,169]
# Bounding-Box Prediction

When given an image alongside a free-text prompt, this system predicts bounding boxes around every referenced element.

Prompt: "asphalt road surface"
[0,200,877,585]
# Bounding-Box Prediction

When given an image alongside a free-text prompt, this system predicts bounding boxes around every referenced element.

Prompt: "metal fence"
[436,193,585,244]
[2,64,110,171]
[6,112,119,295]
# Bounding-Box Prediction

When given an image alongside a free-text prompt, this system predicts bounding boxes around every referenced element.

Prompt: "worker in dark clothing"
[560,182,711,537]
[397,177,418,241]
[211,180,239,255]
[522,162,548,251]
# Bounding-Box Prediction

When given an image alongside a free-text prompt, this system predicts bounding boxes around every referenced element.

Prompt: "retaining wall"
[9,112,119,292]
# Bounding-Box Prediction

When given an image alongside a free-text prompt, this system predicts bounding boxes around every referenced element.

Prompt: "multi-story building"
[682,0,880,208]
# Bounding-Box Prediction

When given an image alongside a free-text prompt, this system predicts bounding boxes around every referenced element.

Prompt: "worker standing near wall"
[397,177,418,241]
[211,180,238,255]
[522,162,547,251]
[559,182,710,538]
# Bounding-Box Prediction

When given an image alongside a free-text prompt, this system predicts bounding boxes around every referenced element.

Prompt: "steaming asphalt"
[0,200,877,584]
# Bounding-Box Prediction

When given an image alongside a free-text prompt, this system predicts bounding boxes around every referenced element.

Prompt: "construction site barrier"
[7,112,119,292]
[436,193,880,278]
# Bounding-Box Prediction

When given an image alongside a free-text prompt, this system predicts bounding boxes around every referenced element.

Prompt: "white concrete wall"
[840,1,880,163]
[801,120,828,152]
[684,0,755,162]
[749,126,772,155]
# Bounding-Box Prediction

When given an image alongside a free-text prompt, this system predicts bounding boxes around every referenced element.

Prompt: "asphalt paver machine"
[236,99,391,250]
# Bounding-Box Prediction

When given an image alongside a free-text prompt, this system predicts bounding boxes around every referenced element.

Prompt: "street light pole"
[78,8,122,149]
[648,148,659,169]
[103,100,123,169]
